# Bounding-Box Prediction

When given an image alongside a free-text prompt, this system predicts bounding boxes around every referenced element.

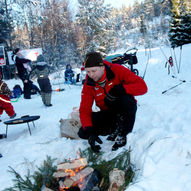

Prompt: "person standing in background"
[12,48,32,99]
[30,54,52,107]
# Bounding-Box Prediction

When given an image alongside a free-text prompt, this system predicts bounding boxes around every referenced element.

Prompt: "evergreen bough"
[81,148,134,191]
[4,150,134,191]
[3,156,58,191]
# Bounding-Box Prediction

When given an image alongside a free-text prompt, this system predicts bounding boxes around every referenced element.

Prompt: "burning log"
[60,167,94,188]
[57,158,87,172]
[53,171,71,178]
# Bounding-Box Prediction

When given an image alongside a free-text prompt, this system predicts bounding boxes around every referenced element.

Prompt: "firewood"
[57,158,87,171]
[41,187,54,191]
[80,169,102,191]
[108,168,125,191]
[53,171,71,178]
[63,167,94,188]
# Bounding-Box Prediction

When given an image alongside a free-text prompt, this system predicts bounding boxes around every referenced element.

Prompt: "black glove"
[105,83,126,102]
[88,135,103,153]
[83,126,93,137]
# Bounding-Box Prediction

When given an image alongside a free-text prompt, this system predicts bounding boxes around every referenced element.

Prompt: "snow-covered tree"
[39,0,80,68]
[76,0,117,56]
[180,0,191,46]
[169,0,191,47]
[0,0,14,48]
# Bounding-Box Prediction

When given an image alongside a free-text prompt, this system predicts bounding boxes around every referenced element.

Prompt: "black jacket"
[14,55,31,81]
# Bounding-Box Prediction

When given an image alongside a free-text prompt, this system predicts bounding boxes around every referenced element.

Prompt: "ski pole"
[171,75,186,83]
[162,81,186,94]
[173,48,179,73]
[178,46,182,73]
[142,48,151,79]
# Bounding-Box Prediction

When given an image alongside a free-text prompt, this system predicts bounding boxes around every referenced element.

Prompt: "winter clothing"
[40,92,52,106]
[0,79,16,118]
[36,54,45,62]
[30,56,52,106]
[79,60,147,127]
[84,52,104,68]
[13,48,20,55]
[12,52,32,99]
[9,85,22,99]
[88,135,103,152]
[78,52,147,151]
[30,83,40,95]
[12,55,31,81]
[65,64,76,84]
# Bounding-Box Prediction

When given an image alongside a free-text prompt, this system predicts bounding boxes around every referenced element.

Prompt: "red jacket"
[79,60,148,128]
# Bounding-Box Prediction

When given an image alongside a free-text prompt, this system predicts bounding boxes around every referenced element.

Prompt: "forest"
[0,0,190,69]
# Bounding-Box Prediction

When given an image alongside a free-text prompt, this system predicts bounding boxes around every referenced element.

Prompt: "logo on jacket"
[96,93,103,97]
[108,82,113,86]
[95,87,99,90]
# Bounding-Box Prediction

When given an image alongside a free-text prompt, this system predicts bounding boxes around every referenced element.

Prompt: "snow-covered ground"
[0,44,191,191]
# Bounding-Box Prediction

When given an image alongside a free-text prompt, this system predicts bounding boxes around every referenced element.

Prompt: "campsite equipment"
[4,115,40,137]
[105,47,139,75]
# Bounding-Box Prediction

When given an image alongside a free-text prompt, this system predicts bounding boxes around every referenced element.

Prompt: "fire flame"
[59,158,86,191]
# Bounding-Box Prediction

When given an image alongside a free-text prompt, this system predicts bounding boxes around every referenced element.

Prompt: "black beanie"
[84,52,104,68]
[13,48,20,55]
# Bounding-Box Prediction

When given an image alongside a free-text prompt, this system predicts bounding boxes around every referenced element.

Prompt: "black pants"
[78,94,137,139]
[22,80,32,99]
[18,73,31,99]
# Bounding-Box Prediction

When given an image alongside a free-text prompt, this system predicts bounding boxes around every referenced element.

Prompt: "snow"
[0,44,191,191]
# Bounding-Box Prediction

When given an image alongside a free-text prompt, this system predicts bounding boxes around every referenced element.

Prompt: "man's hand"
[88,135,103,153]
[105,83,126,104]
[108,83,126,97]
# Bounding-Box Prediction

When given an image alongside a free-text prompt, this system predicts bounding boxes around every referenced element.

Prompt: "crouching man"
[78,52,147,152]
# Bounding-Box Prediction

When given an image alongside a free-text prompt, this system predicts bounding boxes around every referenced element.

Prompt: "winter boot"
[110,113,127,150]
[10,113,16,119]
[112,135,127,151]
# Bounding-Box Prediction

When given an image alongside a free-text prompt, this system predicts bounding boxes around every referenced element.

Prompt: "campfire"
[43,158,102,191]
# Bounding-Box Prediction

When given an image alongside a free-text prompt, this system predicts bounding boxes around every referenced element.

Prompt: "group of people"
[0,49,148,158]
[0,48,53,157]
[11,48,52,106]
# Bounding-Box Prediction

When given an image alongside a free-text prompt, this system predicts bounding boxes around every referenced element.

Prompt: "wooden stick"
[53,171,71,178]
[63,167,94,188]
[41,187,54,191]
[57,158,87,171]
